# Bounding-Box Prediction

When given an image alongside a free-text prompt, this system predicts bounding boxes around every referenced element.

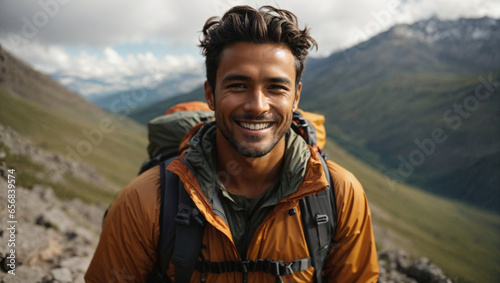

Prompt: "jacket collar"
[168,122,329,217]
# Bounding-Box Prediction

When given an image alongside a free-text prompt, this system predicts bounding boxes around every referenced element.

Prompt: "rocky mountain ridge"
[389,16,500,72]
[392,16,498,45]
[0,125,453,282]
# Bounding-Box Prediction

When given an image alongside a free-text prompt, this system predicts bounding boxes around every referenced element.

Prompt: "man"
[86,5,379,282]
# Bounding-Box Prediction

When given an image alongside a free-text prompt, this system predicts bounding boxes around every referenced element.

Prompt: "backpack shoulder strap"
[171,176,206,282]
[146,157,206,283]
[299,154,337,283]
[138,152,179,175]
[147,158,177,283]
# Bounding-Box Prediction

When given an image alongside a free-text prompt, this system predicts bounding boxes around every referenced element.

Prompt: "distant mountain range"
[86,72,204,112]
[128,16,500,212]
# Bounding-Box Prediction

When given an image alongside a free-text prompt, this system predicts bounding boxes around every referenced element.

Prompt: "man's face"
[205,42,301,158]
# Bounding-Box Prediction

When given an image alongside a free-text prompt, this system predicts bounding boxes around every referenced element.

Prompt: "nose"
[243,88,270,115]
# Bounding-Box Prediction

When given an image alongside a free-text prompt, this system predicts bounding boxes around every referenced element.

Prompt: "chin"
[233,141,277,158]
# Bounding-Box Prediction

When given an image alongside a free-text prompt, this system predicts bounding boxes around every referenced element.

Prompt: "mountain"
[87,72,204,112]
[299,16,500,212]
[128,84,206,124]
[0,44,148,197]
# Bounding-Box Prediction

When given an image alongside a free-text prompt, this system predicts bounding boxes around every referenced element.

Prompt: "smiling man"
[207,41,301,198]
[86,5,379,283]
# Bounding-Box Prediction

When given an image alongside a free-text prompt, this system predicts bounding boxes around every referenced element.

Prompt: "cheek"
[217,93,240,110]
[275,98,296,118]
[215,97,237,123]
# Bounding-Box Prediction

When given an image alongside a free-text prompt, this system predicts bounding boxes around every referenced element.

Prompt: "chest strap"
[196,257,311,282]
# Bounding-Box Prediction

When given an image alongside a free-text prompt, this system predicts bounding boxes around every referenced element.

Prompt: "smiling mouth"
[238,121,273,130]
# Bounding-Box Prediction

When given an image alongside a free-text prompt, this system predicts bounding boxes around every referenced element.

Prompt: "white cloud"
[399,0,500,22]
[1,0,499,53]
[0,0,499,96]
[0,0,219,52]
[0,39,203,96]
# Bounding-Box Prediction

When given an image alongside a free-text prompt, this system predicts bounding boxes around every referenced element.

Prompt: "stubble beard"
[217,114,292,158]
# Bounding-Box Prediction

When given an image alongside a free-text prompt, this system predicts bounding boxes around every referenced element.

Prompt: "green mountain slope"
[299,17,500,212]
[0,45,148,202]
[323,138,500,283]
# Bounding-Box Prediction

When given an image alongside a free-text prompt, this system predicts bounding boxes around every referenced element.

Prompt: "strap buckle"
[315,214,329,225]
[285,262,294,275]
[175,203,192,225]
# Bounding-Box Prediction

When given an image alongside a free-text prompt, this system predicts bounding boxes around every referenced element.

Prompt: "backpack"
[137,102,337,282]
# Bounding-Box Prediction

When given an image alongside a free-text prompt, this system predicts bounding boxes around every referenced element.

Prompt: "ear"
[292,82,302,112]
[204,81,215,111]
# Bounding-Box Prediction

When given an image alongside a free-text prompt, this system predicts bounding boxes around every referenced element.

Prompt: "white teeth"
[240,122,270,130]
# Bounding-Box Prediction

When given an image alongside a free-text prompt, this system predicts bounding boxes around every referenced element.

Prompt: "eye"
[227,83,247,89]
[268,85,289,91]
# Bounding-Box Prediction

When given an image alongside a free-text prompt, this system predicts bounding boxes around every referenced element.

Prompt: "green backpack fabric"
[147,110,214,159]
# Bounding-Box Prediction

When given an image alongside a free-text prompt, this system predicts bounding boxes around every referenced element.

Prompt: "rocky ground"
[0,182,105,283]
[378,250,453,283]
[0,125,453,282]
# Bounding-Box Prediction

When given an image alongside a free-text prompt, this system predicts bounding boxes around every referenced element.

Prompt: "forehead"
[216,42,296,82]
[220,42,294,60]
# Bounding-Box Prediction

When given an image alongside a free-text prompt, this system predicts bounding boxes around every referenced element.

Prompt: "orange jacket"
[86,125,379,283]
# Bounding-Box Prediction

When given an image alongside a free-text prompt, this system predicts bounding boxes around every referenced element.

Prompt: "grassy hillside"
[0,86,148,201]
[307,66,500,211]
[324,138,500,283]
[0,47,148,203]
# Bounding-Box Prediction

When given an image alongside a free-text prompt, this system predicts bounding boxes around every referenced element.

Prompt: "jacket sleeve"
[85,167,161,283]
[322,160,379,282]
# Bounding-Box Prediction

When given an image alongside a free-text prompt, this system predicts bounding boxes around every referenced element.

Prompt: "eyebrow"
[265,77,292,86]
[222,74,251,83]
[221,74,293,86]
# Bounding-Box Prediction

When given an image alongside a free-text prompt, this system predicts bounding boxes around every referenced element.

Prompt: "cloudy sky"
[1,0,499,97]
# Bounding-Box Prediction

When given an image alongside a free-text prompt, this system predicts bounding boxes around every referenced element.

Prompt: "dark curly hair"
[199,5,318,92]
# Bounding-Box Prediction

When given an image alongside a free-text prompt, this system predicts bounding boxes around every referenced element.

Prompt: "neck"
[215,132,285,198]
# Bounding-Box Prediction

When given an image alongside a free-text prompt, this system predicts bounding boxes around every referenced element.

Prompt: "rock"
[407,257,453,283]
[74,273,86,283]
[0,265,47,282]
[51,267,73,283]
[35,208,75,233]
[378,249,412,272]
[32,185,57,204]
[377,249,453,283]
[378,249,418,283]
[38,239,65,263]
[60,256,91,274]
[0,161,7,179]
